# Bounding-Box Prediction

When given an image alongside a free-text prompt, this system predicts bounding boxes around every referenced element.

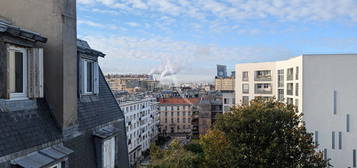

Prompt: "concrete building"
[0,1,129,168]
[235,54,357,167]
[119,97,159,167]
[158,98,200,135]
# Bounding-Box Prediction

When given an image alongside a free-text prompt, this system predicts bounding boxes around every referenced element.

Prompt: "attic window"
[0,46,44,100]
[80,58,99,95]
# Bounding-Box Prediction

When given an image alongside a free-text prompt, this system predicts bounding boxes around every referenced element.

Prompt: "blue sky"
[77,0,357,83]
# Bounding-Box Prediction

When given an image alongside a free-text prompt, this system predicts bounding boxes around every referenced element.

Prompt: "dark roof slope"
[78,69,124,130]
[77,39,105,57]
[0,99,62,157]
[0,19,47,43]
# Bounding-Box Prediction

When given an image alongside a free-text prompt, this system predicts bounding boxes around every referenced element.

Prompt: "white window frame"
[103,137,115,168]
[83,59,94,94]
[8,46,28,100]
[49,162,61,168]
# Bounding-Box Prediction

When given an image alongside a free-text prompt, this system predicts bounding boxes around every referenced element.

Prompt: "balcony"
[254,70,272,81]
[254,83,272,94]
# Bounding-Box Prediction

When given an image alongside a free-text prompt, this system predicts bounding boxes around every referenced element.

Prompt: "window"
[8,47,27,99]
[353,149,356,167]
[224,98,228,104]
[287,68,293,81]
[242,71,249,81]
[242,96,249,105]
[177,118,180,122]
[277,69,284,87]
[347,114,350,132]
[254,70,271,81]
[295,83,299,96]
[333,90,337,114]
[324,148,327,160]
[103,137,115,168]
[287,83,293,95]
[165,118,167,123]
[339,132,342,149]
[183,118,186,123]
[278,89,284,101]
[287,98,293,105]
[81,58,99,95]
[242,84,249,94]
[254,83,272,94]
[332,131,335,149]
[315,131,319,146]
[295,67,299,80]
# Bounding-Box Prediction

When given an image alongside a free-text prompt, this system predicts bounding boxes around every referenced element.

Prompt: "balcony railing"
[254,89,272,94]
[254,75,272,81]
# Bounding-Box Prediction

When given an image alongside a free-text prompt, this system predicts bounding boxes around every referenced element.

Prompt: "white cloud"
[77,20,127,31]
[126,22,140,27]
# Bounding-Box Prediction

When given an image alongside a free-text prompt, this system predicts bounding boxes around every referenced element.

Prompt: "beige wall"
[0,0,78,129]
[159,104,193,134]
[215,77,235,91]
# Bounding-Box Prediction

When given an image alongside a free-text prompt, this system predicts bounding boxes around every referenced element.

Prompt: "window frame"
[83,59,95,94]
[103,136,115,168]
[8,46,28,99]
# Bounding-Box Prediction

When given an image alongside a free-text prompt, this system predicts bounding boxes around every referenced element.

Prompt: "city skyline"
[77,0,357,82]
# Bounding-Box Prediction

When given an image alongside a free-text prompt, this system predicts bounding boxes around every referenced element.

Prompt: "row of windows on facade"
[126,120,151,132]
[160,105,192,111]
[164,117,191,123]
[2,46,100,100]
[241,96,299,106]
[163,111,192,116]
[125,109,152,122]
[242,82,299,97]
[242,67,299,82]
[123,102,150,113]
[163,125,192,131]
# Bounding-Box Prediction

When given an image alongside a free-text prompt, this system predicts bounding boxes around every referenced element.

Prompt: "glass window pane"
[15,52,23,92]
[86,61,93,92]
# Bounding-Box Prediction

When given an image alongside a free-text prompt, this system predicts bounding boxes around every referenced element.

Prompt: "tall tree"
[213,98,329,168]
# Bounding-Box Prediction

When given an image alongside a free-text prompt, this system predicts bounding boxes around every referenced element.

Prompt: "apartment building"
[119,97,159,167]
[0,1,129,167]
[235,54,357,167]
[158,98,200,135]
[106,74,159,93]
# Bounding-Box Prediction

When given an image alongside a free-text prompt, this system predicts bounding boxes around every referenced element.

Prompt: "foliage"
[150,98,329,168]
[213,98,329,168]
[149,140,199,168]
[155,136,171,146]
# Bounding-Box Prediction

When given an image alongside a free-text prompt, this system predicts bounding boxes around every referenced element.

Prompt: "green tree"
[213,98,329,168]
[149,140,199,168]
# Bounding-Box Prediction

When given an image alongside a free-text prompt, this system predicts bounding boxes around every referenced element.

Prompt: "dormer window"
[80,58,99,95]
[0,45,44,100]
[77,39,105,96]
[8,46,27,99]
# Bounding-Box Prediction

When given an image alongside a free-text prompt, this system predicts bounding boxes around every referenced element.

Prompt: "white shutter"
[103,137,115,168]
[79,58,85,95]
[93,62,99,94]
[27,48,44,98]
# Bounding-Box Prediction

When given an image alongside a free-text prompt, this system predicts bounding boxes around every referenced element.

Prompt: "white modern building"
[235,54,357,167]
[119,97,160,167]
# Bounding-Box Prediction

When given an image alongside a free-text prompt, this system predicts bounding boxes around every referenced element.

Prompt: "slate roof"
[0,99,62,157]
[78,68,124,131]
[77,39,105,57]
[0,19,47,43]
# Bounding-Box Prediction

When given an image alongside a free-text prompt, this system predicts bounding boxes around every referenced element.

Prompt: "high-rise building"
[235,54,357,167]
[217,64,227,78]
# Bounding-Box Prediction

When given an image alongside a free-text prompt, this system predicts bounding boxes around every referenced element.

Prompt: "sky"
[77,0,357,83]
